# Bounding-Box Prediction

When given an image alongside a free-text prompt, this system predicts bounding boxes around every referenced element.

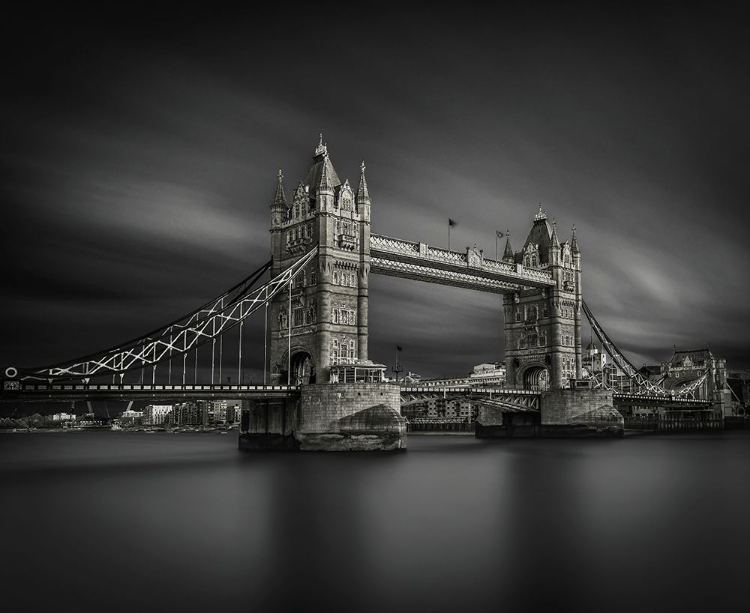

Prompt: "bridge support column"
[238,396,300,450]
[540,387,623,437]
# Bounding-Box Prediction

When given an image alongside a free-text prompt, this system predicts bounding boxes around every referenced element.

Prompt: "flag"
[448,218,457,226]
[496,230,504,238]
[396,345,403,351]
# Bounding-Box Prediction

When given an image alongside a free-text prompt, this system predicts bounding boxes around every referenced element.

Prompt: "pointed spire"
[318,153,333,192]
[314,133,328,157]
[357,160,370,204]
[550,218,560,248]
[571,224,580,253]
[502,229,514,262]
[534,203,547,221]
[272,169,286,207]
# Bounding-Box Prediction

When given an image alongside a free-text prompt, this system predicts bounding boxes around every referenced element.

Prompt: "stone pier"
[476,385,624,438]
[239,362,406,452]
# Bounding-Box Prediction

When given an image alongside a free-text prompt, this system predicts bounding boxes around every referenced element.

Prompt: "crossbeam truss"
[582,301,709,399]
[370,234,555,292]
[15,248,318,383]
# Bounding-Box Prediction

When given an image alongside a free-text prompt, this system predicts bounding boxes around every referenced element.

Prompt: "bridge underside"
[400,387,541,412]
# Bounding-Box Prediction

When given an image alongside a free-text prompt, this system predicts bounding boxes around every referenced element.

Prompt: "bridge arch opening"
[521,365,549,392]
[286,351,315,385]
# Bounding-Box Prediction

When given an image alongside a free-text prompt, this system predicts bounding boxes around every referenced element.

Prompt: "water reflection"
[1,432,749,612]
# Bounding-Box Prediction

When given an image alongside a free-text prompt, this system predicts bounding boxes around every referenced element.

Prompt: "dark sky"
[2,4,749,383]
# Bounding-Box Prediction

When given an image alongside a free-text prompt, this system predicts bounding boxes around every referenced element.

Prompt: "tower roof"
[521,205,553,264]
[303,135,341,196]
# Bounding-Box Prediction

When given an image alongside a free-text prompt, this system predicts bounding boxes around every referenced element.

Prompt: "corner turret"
[270,170,287,228]
[502,230,514,263]
[356,161,371,222]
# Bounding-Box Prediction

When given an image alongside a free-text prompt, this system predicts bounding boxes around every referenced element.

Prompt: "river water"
[1,431,749,613]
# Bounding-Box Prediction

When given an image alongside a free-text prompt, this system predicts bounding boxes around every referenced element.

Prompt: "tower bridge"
[1,137,728,448]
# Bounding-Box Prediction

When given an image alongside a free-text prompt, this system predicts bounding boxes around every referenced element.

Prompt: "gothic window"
[341,310,348,325]
[350,311,356,325]
[340,341,348,361]
[293,307,303,327]
[333,310,339,324]
[332,339,339,363]
[528,306,537,321]
[342,196,352,211]
[515,311,521,322]
[294,204,299,218]
[350,340,356,359]
[310,270,317,285]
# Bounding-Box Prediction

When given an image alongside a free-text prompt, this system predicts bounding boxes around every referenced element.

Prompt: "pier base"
[239,383,407,451]
[476,388,624,438]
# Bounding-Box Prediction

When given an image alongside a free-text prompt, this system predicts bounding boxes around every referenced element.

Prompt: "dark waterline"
[1,431,749,613]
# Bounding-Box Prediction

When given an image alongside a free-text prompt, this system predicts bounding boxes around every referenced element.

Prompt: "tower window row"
[332,309,356,326]
[286,223,313,244]
[331,338,357,364]
[332,271,357,287]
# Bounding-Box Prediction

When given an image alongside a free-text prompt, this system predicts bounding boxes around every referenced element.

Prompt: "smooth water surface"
[1,431,749,613]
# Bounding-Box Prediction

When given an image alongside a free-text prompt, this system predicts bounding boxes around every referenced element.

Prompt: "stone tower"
[502,206,582,390]
[269,137,371,384]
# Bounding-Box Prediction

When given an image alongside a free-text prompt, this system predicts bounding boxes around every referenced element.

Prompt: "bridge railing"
[7,383,300,393]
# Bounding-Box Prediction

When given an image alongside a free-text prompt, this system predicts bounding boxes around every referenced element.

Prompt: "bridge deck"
[0,383,299,403]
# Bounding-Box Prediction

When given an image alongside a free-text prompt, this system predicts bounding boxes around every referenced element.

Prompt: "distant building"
[727,372,750,414]
[468,362,506,386]
[582,342,606,374]
[120,409,143,426]
[660,348,730,416]
[173,402,201,426]
[143,404,173,426]
[225,401,242,424]
[51,412,76,422]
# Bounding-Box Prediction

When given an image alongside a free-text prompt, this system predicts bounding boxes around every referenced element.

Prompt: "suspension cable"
[17,249,317,382]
